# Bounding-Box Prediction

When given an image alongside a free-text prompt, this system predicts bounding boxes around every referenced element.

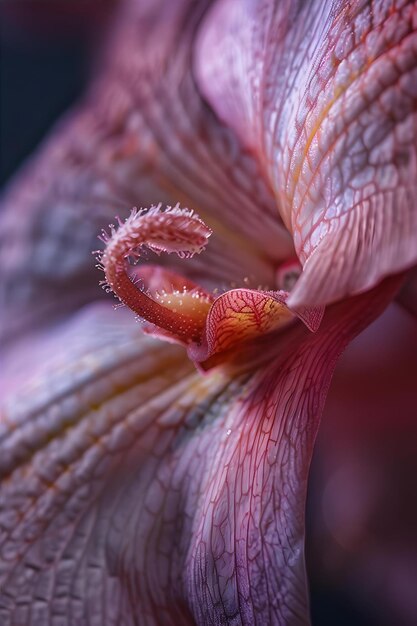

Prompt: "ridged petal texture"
[0,279,399,626]
[0,0,293,346]
[196,0,417,306]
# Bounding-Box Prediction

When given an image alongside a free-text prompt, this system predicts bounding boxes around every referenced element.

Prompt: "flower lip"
[98,205,324,367]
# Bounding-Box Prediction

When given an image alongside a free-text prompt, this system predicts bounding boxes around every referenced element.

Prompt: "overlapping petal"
[0,0,293,346]
[197,0,417,307]
[0,277,401,625]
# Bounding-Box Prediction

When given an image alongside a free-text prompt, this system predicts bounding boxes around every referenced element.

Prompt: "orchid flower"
[1,1,416,625]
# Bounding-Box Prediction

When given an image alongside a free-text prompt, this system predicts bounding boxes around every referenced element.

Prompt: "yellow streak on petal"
[208,290,295,356]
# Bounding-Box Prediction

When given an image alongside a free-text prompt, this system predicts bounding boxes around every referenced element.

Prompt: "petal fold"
[0,0,292,345]
[0,277,401,625]
[197,0,417,307]
[188,288,324,365]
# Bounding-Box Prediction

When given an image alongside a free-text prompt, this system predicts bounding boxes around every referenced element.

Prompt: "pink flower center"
[98,205,321,365]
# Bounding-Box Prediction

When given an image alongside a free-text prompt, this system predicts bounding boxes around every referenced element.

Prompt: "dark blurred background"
[0,0,115,187]
[0,3,391,625]
[0,33,86,186]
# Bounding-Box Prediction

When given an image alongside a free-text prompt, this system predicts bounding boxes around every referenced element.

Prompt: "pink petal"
[197,1,417,307]
[187,288,323,364]
[0,0,292,345]
[0,276,401,625]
